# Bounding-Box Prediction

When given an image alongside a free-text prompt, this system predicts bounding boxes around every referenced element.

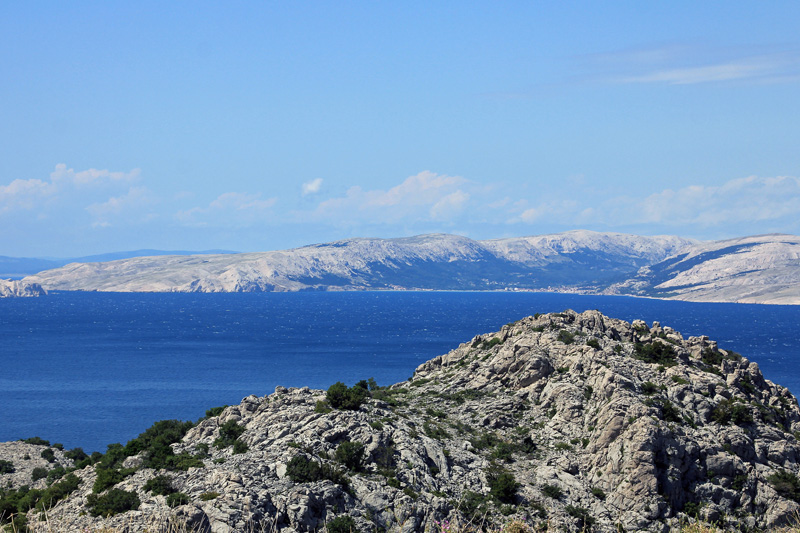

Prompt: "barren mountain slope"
[609,234,800,304]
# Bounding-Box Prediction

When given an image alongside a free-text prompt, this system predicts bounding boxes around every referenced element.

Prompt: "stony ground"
[4,310,800,532]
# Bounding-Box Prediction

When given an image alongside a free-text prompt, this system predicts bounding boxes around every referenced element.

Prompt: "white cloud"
[85,186,157,227]
[0,164,141,215]
[302,178,323,196]
[176,192,277,227]
[311,171,470,225]
[0,178,56,212]
[50,163,140,186]
[602,175,800,230]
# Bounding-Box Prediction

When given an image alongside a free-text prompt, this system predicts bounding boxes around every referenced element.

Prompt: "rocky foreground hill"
[4,311,800,532]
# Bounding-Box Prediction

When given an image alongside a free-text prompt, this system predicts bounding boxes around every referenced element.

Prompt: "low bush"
[214,420,246,448]
[634,341,677,367]
[166,492,190,508]
[557,330,575,345]
[326,515,358,533]
[327,382,369,410]
[86,488,141,517]
[31,466,48,481]
[768,469,800,502]
[144,474,176,496]
[64,447,88,463]
[542,484,562,499]
[335,441,365,472]
[0,460,14,474]
[458,490,490,524]
[565,505,595,530]
[488,471,519,504]
[21,437,49,446]
[40,448,56,463]
[285,455,349,488]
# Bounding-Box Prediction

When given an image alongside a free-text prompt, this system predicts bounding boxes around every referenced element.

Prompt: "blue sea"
[2,291,799,452]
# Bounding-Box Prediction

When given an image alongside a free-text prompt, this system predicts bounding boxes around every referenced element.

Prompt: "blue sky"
[2,2,800,257]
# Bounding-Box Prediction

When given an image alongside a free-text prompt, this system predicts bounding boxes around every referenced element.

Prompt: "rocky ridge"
[0,278,46,297]
[608,234,800,305]
[4,311,800,532]
[23,231,692,294]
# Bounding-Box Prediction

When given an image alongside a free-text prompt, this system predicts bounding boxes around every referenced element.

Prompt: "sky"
[2,2,800,257]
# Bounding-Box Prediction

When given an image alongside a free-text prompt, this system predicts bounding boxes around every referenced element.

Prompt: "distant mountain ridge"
[0,249,238,279]
[16,232,800,304]
[605,234,800,305]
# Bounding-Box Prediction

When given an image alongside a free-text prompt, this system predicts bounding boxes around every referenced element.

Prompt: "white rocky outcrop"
[0,278,46,297]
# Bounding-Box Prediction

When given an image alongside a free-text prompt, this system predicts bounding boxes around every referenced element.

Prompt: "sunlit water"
[2,291,798,452]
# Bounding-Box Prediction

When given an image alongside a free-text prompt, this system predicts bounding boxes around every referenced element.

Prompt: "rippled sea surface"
[2,291,798,451]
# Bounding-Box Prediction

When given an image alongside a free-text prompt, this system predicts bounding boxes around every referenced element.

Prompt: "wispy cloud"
[619,55,800,85]
[176,192,277,227]
[302,178,323,196]
[310,171,471,226]
[0,164,142,215]
[594,175,800,234]
[581,45,800,86]
[85,186,157,227]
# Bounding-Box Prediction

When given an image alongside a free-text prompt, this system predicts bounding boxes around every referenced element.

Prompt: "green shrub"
[31,466,48,481]
[565,505,595,530]
[144,474,176,496]
[671,375,690,385]
[64,447,89,463]
[557,330,575,345]
[458,491,490,524]
[40,448,56,463]
[492,441,514,462]
[285,455,349,488]
[327,382,369,411]
[205,405,227,418]
[634,341,677,367]
[314,400,332,413]
[287,455,322,483]
[591,487,606,500]
[92,465,137,494]
[542,484,562,499]
[21,437,50,446]
[325,515,359,533]
[166,492,190,508]
[46,465,66,483]
[335,441,365,472]
[586,338,601,350]
[768,470,800,502]
[86,488,141,517]
[0,460,14,474]
[232,440,249,455]
[660,399,683,424]
[200,491,220,501]
[214,420,246,449]
[488,471,519,504]
[713,399,754,426]
[125,420,194,457]
[35,473,80,511]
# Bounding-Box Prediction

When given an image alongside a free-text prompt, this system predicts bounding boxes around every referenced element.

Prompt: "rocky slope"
[4,311,800,532]
[23,231,691,294]
[608,234,800,305]
[0,278,46,297]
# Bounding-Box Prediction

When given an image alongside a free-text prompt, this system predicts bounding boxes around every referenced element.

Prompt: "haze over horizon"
[2,2,800,257]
